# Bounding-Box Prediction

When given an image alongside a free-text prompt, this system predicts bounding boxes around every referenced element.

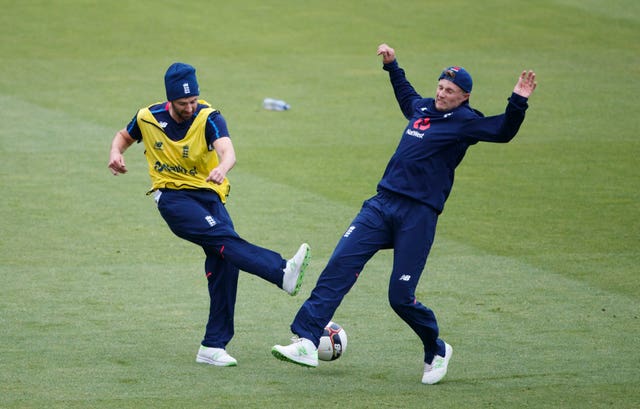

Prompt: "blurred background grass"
[1,0,638,408]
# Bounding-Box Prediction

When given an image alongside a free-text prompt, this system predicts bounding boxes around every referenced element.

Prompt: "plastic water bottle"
[263,98,290,111]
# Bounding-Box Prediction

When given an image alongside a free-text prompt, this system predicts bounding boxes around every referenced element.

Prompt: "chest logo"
[413,117,431,131]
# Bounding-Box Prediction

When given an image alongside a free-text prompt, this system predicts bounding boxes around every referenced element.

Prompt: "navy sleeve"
[461,93,529,143]
[383,60,422,120]
[125,114,142,141]
[205,111,230,146]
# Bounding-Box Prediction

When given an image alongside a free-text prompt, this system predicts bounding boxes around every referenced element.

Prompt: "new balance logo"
[399,274,411,281]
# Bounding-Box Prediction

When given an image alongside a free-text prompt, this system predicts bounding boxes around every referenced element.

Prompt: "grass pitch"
[1,1,638,408]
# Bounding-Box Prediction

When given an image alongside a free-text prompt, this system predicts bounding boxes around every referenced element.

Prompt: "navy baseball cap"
[438,66,472,93]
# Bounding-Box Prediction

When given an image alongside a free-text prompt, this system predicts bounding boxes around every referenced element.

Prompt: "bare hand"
[377,43,396,64]
[108,130,135,175]
[108,151,127,175]
[206,166,226,185]
[513,70,537,98]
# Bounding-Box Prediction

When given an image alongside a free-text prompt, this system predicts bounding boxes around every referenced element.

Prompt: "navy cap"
[164,62,200,101]
[438,66,472,93]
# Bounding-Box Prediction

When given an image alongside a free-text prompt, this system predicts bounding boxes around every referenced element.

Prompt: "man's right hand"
[108,151,127,175]
[108,129,135,175]
[377,43,396,64]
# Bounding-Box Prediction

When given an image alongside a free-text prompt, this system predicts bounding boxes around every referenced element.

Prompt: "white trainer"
[422,342,453,384]
[272,337,318,367]
[282,243,311,296]
[196,346,237,367]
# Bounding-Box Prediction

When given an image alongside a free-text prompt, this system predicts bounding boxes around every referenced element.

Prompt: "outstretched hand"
[377,43,396,64]
[513,70,537,98]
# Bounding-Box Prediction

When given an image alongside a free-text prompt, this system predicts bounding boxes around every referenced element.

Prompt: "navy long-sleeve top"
[377,60,530,213]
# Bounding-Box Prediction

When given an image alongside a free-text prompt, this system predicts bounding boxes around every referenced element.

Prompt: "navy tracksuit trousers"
[290,189,446,363]
[156,188,287,349]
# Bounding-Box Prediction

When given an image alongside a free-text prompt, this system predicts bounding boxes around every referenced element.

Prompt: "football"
[318,321,348,361]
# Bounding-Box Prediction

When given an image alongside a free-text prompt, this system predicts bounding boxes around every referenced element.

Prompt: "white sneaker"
[196,346,238,367]
[272,337,318,367]
[422,342,453,384]
[282,243,310,296]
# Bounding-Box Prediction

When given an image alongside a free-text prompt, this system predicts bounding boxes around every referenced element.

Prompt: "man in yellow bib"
[108,62,310,367]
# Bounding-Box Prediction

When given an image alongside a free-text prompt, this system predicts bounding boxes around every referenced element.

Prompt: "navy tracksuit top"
[378,60,530,214]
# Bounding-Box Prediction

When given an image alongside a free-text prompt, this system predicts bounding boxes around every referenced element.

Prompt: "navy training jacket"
[377,60,530,213]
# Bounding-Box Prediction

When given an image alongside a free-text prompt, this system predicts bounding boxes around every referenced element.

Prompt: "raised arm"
[377,43,422,119]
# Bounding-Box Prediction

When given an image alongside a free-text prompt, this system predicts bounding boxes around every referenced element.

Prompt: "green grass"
[1,0,639,408]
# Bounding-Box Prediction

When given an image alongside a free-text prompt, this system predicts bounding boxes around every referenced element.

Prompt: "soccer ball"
[318,321,348,361]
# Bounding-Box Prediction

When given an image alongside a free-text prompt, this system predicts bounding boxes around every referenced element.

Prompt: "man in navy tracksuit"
[272,44,537,384]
